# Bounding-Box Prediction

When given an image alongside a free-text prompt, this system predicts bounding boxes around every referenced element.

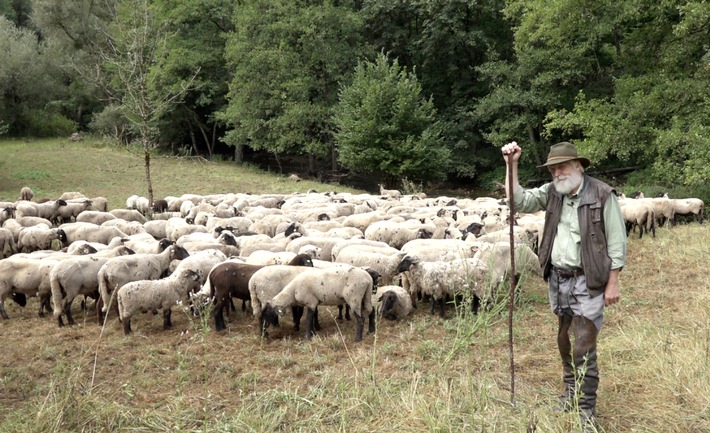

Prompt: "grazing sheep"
[17,226,67,253]
[0,256,59,319]
[620,200,656,238]
[109,209,147,223]
[76,210,117,226]
[152,199,169,214]
[206,253,314,331]
[261,266,377,341]
[663,194,705,224]
[249,265,323,337]
[50,246,136,326]
[20,186,34,201]
[0,227,18,258]
[396,255,493,317]
[97,244,190,324]
[118,269,203,334]
[101,219,146,236]
[52,200,92,224]
[66,223,129,245]
[375,285,414,320]
[364,220,433,249]
[332,246,404,286]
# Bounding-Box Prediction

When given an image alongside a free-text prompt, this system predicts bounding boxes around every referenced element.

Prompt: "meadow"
[0,138,708,433]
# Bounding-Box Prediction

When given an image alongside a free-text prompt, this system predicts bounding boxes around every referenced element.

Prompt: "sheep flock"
[0,186,703,342]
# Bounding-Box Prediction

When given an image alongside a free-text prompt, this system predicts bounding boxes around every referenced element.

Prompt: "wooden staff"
[507,154,517,406]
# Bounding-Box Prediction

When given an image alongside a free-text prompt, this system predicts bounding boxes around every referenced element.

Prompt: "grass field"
[0,138,708,433]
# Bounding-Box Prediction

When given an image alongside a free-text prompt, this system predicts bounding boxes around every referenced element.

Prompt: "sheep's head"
[157,238,174,252]
[417,228,433,240]
[170,245,190,261]
[379,291,399,320]
[396,256,417,273]
[55,229,68,245]
[464,222,485,237]
[291,254,314,267]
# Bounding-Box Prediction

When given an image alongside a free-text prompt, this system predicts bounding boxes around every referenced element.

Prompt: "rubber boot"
[570,316,600,433]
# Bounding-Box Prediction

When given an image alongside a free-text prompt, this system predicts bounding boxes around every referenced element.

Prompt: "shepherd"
[501,141,627,433]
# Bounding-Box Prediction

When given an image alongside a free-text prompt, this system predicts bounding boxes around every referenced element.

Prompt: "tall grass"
[0,138,708,433]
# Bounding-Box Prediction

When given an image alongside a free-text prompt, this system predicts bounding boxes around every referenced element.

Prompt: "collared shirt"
[513,178,626,270]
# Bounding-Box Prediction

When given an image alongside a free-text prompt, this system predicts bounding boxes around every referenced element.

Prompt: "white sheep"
[261,266,377,341]
[76,210,117,225]
[0,227,18,258]
[396,255,494,317]
[109,208,147,223]
[375,285,414,320]
[17,225,67,253]
[50,245,137,326]
[332,245,404,286]
[20,186,34,201]
[248,264,322,336]
[52,199,93,224]
[97,244,190,323]
[666,196,704,224]
[118,269,203,334]
[0,256,59,319]
[378,183,402,199]
[364,220,433,249]
[620,200,656,238]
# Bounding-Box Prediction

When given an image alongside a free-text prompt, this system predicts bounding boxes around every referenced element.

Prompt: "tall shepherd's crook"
[507,153,517,406]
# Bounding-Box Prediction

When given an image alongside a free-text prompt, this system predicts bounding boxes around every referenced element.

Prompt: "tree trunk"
[274,153,283,174]
[234,144,244,163]
[143,141,154,209]
[331,144,337,172]
[308,153,316,176]
[197,121,212,158]
[188,122,198,156]
[526,124,544,166]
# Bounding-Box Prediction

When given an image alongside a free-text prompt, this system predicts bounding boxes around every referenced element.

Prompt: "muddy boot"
[570,317,601,432]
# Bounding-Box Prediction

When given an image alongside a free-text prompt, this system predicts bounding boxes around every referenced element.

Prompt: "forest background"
[0,0,708,202]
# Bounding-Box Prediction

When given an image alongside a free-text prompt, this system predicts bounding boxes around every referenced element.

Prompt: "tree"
[333,52,449,187]
[220,0,368,173]
[101,0,196,207]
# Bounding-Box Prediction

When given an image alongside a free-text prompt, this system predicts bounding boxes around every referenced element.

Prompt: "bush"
[88,105,132,144]
[22,110,77,137]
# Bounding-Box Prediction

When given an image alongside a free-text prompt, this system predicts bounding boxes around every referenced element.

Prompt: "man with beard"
[501,141,626,433]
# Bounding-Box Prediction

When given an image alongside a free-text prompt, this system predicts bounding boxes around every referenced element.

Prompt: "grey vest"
[538,174,615,297]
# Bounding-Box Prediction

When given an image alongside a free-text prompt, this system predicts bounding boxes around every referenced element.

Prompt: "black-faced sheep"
[261,266,377,341]
[375,285,414,320]
[17,226,67,253]
[118,269,203,334]
[364,220,433,249]
[52,199,92,225]
[97,244,190,324]
[0,227,18,258]
[206,253,314,331]
[50,246,136,326]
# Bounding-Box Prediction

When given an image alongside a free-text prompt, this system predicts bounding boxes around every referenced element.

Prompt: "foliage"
[334,52,449,185]
[220,0,369,172]
[88,104,132,143]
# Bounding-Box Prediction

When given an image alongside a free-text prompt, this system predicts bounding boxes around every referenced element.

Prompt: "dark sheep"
[208,253,314,331]
[152,199,169,213]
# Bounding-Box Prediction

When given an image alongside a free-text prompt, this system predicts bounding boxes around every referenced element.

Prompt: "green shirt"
[513,178,626,270]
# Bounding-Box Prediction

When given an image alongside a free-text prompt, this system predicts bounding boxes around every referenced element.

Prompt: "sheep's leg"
[337,305,344,321]
[292,306,303,331]
[213,300,226,331]
[367,309,376,334]
[429,297,436,315]
[65,300,76,326]
[38,293,52,318]
[472,294,481,315]
[163,308,172,329]
[314,307,321,331]
[96,298,105,325]
[123,318,131,334]
[304,307,316,340]
[354,313,364,342]
[0,300,8,320]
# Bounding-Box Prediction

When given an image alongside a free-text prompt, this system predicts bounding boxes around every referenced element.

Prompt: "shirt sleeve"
[513,183,550,214]
[603,193,627,270]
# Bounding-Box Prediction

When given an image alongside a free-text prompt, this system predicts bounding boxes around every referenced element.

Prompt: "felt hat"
[537,141,590,168]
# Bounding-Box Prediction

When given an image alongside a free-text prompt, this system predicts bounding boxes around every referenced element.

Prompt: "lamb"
[396,255,493,317]
[17,226,67,253]
[118,269,203,334]
[375,285,414,320]
[261,266,377,341]
[206,253,314,331]
[50,246,136,326]
[97,244,190,324]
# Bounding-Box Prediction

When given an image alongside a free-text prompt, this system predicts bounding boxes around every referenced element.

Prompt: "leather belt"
[552,266,584,278]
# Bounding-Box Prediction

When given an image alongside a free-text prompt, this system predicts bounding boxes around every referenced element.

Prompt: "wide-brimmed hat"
[537,141,590,168]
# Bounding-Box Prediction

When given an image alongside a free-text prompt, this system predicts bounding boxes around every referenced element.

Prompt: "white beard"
[553,170,583,195]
